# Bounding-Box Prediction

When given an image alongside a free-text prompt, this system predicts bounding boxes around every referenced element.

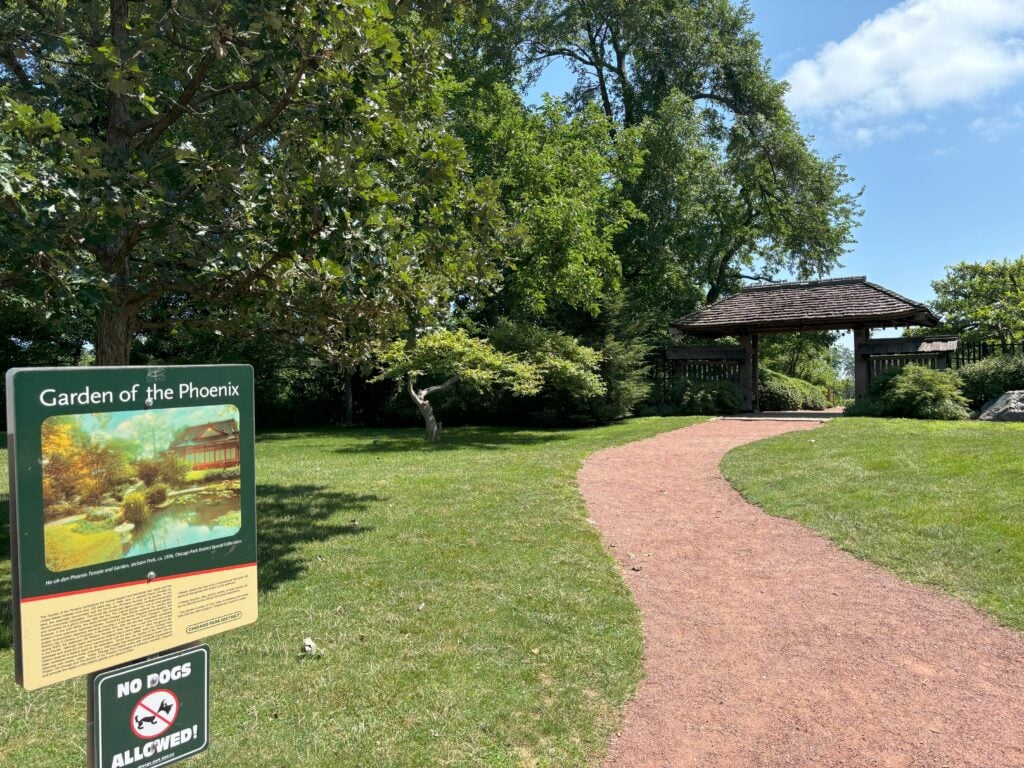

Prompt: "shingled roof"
[670,276,940,336]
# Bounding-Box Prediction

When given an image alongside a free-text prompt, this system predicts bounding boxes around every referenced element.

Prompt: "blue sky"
[527,0,1024,306]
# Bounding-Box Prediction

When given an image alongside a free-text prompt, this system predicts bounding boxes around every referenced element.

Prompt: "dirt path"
[579,419,1024,768]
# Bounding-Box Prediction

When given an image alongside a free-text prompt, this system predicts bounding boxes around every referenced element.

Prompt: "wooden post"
[750,333,759,412]
[853,327,870,401]
[739,333,758,411]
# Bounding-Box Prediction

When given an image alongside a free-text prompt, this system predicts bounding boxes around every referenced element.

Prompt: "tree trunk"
[415,397,441,442]
[95,304,133,366]
[95,0,136,368]
[406,374,459,443]
[344,368,354,427]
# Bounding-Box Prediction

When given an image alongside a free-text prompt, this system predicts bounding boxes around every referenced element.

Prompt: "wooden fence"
[647,354,741,403]
[954,341,1024,368]
[869,354,949,381]
[675,360,742,384]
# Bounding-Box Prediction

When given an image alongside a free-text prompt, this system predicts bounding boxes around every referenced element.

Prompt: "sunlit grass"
[722,418,1024,630]
[0,417,702,767]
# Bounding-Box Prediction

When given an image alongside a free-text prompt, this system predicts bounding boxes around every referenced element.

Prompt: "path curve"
[579,419,1024,768]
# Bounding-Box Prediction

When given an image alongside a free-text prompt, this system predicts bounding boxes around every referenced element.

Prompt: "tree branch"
[693,91,744,115]
[136,46,220,151]
[532,42,595,69]
[2,46,32,87]
[585,25,614,121]
[193,77,260,105]
[419,374,460,398]
[237,56,313,146]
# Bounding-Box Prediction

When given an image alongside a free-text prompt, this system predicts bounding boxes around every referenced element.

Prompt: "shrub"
[44,501,79,523]
[136,454,189,488]
[847,364,969,420]
[86,507,118,523]
[958,355,1024,408]
[758,369,828,411]
[676,380,742,415]
[186,465,240,484]
[121,491,150,526]
[159,454,189,487]
[145,482,169,507]
[135,458,162,487]
[121,492,149,526]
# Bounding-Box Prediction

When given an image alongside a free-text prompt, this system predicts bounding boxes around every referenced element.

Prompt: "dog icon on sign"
[130,690,179,739]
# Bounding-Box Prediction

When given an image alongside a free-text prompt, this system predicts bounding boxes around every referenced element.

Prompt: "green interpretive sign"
[7,365,258,689]
[89,645,209,768]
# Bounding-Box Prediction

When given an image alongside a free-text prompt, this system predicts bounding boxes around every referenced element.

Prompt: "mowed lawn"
[722,418,1024,631]
[0,417,701,767]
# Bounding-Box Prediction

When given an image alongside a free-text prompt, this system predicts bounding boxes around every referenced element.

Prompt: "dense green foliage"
[758,368,828,411]
[926,257,1024,345]
[848,364,969,420]
[1,0,492,368]
[759,332,851,400]
[723,419,1024,630]
[1,1,862,433]
[0,418,704,765]
[675,378,741,415]
[958,355,1024,409]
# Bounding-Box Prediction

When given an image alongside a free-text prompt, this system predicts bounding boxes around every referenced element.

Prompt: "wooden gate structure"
[668,276,944,411]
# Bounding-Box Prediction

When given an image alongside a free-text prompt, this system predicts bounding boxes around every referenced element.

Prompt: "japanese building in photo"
[166,419,241,470]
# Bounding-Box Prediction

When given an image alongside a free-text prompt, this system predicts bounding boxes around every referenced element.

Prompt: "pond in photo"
[125,492,240,558]
[42,404,243,572]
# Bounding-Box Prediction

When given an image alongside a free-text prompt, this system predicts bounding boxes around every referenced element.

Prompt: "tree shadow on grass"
[257,484,380,593]
[332,428,571,455]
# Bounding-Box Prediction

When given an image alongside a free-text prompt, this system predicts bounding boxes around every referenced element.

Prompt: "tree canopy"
[2,0,866,434]
[927,257,1024,345]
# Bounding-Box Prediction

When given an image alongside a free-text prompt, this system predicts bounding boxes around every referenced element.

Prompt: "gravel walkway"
[579,419,1024,768]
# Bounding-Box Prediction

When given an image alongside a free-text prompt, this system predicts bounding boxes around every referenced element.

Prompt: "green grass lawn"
[722,417,1024,631]
[0,417,701,768]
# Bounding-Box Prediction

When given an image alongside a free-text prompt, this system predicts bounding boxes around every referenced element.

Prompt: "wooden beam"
[666,346,745,361]
[739,334,757,412]
[751,333,759,412]
[854,328,870,401]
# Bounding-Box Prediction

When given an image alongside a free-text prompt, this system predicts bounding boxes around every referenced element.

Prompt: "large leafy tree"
[0,0,475,364]
[505,0,861,333]
[927,257,1024,345]
[451,83,641,319]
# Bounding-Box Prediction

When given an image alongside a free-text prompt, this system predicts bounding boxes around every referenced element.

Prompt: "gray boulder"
[978,390,1024,422]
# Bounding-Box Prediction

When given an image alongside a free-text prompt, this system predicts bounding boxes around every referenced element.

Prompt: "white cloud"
[850,121,928,145]
[785,0,1024,124]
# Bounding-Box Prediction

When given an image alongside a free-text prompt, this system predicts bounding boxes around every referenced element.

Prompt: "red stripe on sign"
[22,562,256,602]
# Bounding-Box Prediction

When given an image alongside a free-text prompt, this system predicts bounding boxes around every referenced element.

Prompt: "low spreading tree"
[374,329,542,441]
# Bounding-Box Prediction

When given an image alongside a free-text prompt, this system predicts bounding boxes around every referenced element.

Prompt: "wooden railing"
[869,354,948,381]
[954,341,1024,368]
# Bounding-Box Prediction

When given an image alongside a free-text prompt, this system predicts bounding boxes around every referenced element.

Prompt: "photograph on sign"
[42,405,242,572]
[8,365,258,690]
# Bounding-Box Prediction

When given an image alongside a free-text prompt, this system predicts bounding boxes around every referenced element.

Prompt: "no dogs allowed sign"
[89,645,209,768]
